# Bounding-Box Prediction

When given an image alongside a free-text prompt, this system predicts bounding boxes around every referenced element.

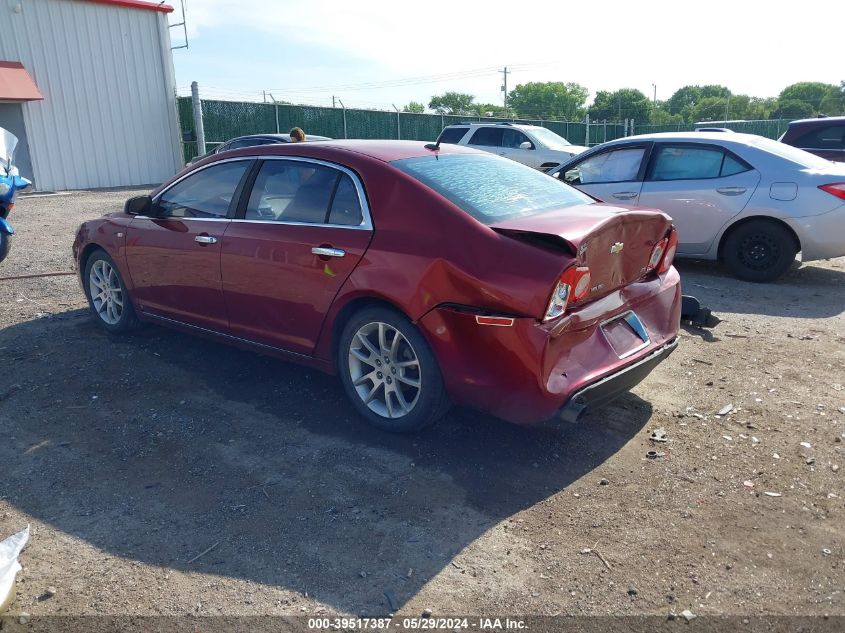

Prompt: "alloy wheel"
[347,321,422,419]
[89,259,124,325]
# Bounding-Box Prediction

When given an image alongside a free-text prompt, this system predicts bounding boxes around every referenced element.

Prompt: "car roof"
[230,133,332,142]
[443,122,542,130]
[221,139,483,163]
[787,116,845,126]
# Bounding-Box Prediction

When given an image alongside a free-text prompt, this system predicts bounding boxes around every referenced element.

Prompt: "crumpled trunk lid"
[490,203,673,303]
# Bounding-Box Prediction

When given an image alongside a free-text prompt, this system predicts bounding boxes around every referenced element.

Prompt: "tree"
[666,85,732,122]
[403,101,425,113]
[506,82,588,120]
[778,82,838,113]
[473,103,512,118]
[428,92,476,115]
[692,96,731,122]
[772,99,814,119]
[588,88,651,123]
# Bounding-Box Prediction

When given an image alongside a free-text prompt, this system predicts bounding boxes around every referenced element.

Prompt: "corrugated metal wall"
[0,0,182,190]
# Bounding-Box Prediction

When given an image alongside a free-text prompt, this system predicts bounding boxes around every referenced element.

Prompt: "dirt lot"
[0,190,843,623]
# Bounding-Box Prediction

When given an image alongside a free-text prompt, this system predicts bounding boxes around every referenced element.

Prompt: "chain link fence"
[177,96,794,164]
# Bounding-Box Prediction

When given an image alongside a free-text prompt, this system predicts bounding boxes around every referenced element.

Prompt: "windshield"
[526,127,572,149]
[750,135,831,168]
[0,127,18,172]
[392,153,593,224]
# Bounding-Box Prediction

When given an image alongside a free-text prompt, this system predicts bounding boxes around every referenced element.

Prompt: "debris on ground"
[681,609,696,622]
[717,404,734,416]
[0,526,30,614]
[764,492,783,497]
[650,427,669,443]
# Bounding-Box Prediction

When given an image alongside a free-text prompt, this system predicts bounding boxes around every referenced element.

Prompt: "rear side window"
[246,160,339,223]
[649,145,750,181]
[468,127,504,147]
[244,160,364,226]
[565,147,645,184]
[328,175,363,225]
[157,160,250,218]
[437,127,469,144]
[392,153,593,224]
[795,125,845,150]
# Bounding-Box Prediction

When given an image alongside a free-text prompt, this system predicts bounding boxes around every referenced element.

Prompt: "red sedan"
[73,140,681,432]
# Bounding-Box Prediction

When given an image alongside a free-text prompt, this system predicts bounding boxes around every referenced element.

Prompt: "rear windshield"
[392,153,593,224]
[750,136,832,168]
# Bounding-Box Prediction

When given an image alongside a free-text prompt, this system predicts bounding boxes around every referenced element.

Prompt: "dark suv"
[779,116,845,162]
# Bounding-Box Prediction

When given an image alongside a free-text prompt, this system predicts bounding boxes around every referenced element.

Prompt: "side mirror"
[519,141,533,150]
[12,175,31,191]
[124,195,152,216]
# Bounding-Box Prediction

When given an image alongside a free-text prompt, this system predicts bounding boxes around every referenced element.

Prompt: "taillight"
[819,183,845,200]
[646,228,678,275]
[647,238,668,272]
[658,228,678,274]
[544,266,591,322]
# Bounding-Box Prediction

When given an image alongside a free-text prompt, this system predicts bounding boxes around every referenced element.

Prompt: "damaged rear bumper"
[557,337,678,423]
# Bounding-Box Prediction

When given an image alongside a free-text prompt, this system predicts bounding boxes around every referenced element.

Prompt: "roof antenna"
[424,137,441,151]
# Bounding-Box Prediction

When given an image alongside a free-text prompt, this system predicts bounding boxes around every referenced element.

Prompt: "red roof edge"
[0,61,43,101]
[80,0,174,14]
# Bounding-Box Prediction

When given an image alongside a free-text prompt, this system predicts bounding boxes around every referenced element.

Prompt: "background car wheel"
[0,232,11,264]
[338,306,449,433]
[83,249,139,333]
[722,220,797,283]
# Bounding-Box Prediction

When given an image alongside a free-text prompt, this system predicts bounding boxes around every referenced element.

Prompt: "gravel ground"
[0,190,843,623]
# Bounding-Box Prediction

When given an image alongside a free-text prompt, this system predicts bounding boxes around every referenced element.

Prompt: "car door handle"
[311,247,345,258]
[194,235,217,245]
[611,192,638,200]
[717,186,747,196]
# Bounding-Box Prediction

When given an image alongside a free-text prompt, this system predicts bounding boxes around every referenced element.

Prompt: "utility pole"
[190,81,206,155]
[651,83,657,106]
[724,94,731,124]
[500,66,509,111]
[332,95,336,108]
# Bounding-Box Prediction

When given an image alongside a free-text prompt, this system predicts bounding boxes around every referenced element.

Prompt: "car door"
[124,159,253,331]
[559,144,650,203]
[499,128,538,168]
[638,143,760,255]
[220,158,373,356]
[466,127,506,159]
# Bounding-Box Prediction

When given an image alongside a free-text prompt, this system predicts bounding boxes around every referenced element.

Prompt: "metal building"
[0,0,182,191]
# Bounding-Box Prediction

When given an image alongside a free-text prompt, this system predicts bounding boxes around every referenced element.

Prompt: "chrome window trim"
[246,156,373,231]
[149,157,255,220]
[147,155,373,231]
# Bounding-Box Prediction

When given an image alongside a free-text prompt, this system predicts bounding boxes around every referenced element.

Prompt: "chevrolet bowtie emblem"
[610,242,624,254]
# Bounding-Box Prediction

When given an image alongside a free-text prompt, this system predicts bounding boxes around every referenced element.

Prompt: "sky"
[171,0,844,115]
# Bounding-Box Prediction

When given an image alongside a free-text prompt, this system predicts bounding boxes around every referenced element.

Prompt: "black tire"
[338,306,450,433]
[0,231,11,264]
[722,220,797,283]
[82,249,140,333]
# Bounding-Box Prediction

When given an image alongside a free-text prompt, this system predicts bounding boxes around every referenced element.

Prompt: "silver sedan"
[550,132,845,281]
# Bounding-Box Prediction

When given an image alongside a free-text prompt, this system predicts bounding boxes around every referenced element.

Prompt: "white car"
[549,132,845,282]
[435,122,587,172]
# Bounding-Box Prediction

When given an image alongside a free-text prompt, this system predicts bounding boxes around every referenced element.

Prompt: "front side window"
[157,160,250,218]
[468,127,504,147]
[649,145,751,181]
[245,160,362,226]
[502,129,532,149]
[392,153,593,225]
[565,148,645,185]
[437,127,469,144]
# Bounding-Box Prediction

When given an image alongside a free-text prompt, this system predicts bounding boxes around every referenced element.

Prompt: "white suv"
[435,122,587,172]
